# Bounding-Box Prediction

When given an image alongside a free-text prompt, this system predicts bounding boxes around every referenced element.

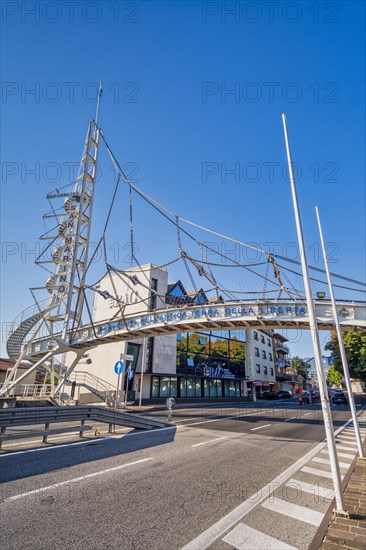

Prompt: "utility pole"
[315,206,364,459]
[282,114,346,514]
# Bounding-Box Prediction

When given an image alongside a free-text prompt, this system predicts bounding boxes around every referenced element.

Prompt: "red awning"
[262,383,270,389]
[254,381,262,387]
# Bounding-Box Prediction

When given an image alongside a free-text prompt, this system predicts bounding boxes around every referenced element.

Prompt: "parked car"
[277,390,292,399]
[261,391,280,400]
[331,390,348,405]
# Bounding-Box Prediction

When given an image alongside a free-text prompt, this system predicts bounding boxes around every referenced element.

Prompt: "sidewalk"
[318,443,366,550]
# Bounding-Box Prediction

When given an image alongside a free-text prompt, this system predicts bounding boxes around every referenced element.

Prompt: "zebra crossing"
[216,418,366,550]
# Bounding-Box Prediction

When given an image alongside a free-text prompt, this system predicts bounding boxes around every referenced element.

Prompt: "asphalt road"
[1,397,365,550]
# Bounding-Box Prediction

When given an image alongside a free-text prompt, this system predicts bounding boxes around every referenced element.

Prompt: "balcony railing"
[275,344,289,354]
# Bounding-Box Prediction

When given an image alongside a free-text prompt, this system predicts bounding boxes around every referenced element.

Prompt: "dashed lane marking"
[250,424,271,431]
[192,436,227,448]
[3,458,153,502]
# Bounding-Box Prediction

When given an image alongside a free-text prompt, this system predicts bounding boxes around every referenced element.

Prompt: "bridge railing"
[0,383,53,398]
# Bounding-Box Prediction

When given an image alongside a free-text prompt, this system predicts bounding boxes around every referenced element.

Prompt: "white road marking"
[250,424,271,431]
[262,496,324,526]
[3,458,153,502]
[312,457,351,469]
[285,479,333,500]
[182,412,364,550]
[222,523,298,550]
[192,436,227,448]
[335,445,359,452]
[303,412,312,416]
[283,417,297,422]
[336,439,358,446]
[178,411,260,428]
[320,449,354,459]
[301,466,344,480]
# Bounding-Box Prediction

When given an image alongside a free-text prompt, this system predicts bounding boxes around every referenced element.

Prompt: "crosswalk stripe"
[222,523,298,550]
[311,456,350,469]
[262,496,324,526]
[321,449,354,459]
[301,466,335,479]
[335,445,358,452]
[285,479,333,499]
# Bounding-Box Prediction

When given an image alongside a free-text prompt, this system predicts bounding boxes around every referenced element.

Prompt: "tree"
[291,356,308,385]
[325,331,366,383]
[327,365,342,387]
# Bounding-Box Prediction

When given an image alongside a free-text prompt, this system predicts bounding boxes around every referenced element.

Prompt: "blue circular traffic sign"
[114,361,124,375]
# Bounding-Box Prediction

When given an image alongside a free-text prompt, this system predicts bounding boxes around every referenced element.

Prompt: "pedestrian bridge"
[28,299,366,359]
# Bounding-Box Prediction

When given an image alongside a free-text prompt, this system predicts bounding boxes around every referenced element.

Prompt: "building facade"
[69,265,247,402]
[245,329,276,398]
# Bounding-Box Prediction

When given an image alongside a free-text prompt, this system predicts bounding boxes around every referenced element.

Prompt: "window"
[269,353,273,361]
[149,278,158,310]
[253,331,258,341]
[270,368,274,376]
[256,364,261,373]
[151,376,178,398]
[262,350,267,359]
[264,366,268,375]
[260,335,265,344]
[267,338,271,346]
[255,347,259,357]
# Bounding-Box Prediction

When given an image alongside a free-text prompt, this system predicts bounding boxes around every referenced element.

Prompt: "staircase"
[6,299,59,360]
[67,371,116,403]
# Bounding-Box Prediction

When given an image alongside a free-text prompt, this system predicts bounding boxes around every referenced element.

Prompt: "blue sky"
[1,1,365,357]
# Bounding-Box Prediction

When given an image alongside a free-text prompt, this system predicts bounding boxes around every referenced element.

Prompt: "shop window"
[151,377,159,398]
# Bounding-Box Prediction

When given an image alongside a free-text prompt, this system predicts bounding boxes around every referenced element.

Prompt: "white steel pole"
[315,206,364,458]
[138,340,147,410]
[282,114,346,513]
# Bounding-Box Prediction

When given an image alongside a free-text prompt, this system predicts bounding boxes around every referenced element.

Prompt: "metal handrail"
[0,406,169,430]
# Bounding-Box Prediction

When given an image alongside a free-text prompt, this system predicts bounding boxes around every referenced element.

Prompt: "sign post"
[114,359,124,410]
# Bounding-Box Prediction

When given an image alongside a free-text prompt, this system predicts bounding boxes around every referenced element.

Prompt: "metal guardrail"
[0,406,170,450]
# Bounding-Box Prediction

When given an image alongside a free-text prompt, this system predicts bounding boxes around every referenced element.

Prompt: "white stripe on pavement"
[262,496,324,526]
[192,436,227,448]
[301,466,344,480]
[285,479,334,500]
[312,457,351,469]
[250,424,271,431]
[181,411,365,550]
[222,523,298,550]
[320,449,354,459]
[283,417,297,422]
[3,458,153,502]
[335,445,359,452]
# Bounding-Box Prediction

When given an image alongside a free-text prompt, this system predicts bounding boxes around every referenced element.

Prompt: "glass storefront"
[176,330,245,378]
[151,376,241,398]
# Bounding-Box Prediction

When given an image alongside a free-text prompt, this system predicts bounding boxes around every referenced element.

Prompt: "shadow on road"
[0,426,177,483]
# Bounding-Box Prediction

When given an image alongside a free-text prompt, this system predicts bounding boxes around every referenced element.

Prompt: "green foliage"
[327,365,342,386]
[325,331,366,382]
[291,356,308,384]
